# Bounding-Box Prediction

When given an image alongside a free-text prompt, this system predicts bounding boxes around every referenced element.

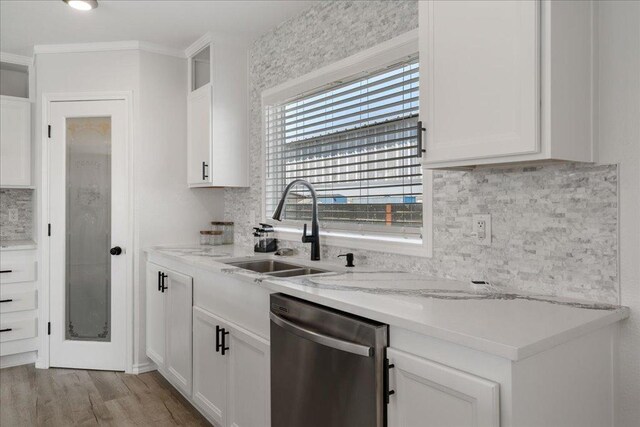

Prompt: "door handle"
[216,325,221,353]
[158,271,162,292]
[0,328,12,333]
[0,270,12,274]
[270,312,373,357]
[110,246,122,256]
[0,299,13,303]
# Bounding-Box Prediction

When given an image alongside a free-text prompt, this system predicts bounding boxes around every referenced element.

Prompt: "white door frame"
[37,91,134,373]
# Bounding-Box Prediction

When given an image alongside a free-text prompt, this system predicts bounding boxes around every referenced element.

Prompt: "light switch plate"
[472,214,491,246]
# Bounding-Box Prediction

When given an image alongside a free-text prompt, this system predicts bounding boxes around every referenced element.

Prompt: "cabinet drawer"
[0,316,37,342]
[0,290,37,313]
[0,261,37,284]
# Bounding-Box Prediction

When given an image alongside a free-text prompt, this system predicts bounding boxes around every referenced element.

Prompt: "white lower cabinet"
[146,262,166,367]
[387,348,500,427]
[145,262,193,396]
[193,306,270,427]
[164,269,193,396]
[193,306,228,426]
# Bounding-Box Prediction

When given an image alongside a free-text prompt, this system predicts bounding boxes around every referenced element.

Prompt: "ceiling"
[0,0,318,56]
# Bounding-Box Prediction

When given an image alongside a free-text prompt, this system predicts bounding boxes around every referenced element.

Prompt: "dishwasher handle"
[270,311,373,357]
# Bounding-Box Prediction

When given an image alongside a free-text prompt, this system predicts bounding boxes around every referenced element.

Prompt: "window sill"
[273,226,432,258]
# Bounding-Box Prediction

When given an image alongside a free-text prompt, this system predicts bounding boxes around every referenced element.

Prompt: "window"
[265,56,422,241]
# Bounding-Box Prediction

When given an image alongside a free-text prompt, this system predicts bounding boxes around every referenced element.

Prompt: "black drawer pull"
[0,299,13,303]
[0,328,12,333]
[0,270,12,274]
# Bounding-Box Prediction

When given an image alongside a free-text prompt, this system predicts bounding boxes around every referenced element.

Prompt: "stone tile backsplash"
[224,0,619,303]
[0,189,34,241]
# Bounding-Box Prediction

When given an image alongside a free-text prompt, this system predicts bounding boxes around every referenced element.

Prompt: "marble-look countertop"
[147,244,630,361]
[0,239,37,251]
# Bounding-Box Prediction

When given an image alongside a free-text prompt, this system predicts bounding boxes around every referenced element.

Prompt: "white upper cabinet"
[186,34,248,187]
[420,0,595,168]
[0,96,31,187]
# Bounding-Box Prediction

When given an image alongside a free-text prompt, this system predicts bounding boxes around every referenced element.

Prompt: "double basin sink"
[226,260,328,278]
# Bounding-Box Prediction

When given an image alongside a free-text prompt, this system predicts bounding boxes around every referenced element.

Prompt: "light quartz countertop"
[146,244,630,361]
[0,239,37,251]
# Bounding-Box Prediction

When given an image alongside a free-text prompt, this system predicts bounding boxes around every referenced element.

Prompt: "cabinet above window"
[185,34,248,188]
[419,0,596,169]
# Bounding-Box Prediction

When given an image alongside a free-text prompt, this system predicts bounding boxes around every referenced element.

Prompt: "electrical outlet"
[8,208,19,222]
[472,214,491,246]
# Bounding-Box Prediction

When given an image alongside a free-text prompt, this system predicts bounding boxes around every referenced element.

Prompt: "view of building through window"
[265,56,422,234]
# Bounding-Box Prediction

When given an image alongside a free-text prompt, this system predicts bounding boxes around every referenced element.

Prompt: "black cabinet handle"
[221,328,230,355]
[384,358,395,404]
[215,325,221,353]
[158,271,162,292]
[202,161,209,180]
[110,246,122,256]
[160,273,168,292]
[0,328,12,333]
[416,120,426,158]
[0,299,13,303]
[0,270,12,274]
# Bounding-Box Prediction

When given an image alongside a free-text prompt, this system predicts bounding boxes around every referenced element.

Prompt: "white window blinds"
[265,56,422,236]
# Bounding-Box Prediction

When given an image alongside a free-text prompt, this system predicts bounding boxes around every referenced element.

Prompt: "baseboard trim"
[131,360,157,374]
[0,351,37,369]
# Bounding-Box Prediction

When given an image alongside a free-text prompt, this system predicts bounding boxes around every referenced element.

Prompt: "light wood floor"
[0,364,211,426]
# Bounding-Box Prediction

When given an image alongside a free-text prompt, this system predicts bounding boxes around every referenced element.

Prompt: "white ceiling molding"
[0,51,33,66]
[33,40,185,58]
[184,32,212,58]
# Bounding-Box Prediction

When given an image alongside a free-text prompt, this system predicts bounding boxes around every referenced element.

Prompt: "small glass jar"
[211,221,234,245]
[200,230,224,245]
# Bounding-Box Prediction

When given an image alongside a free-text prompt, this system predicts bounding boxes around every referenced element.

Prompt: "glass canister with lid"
[211,221,234,245]
[200,230,224,246]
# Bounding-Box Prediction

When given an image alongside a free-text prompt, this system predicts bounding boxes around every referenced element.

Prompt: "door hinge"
[48,125,51,138]
[48,223,51,236]
[47,322,51,335]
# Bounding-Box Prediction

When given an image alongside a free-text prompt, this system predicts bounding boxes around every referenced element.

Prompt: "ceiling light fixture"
[63,0,98,11]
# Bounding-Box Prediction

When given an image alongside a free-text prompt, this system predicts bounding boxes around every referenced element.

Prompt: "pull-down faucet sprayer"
[272,179,320,261]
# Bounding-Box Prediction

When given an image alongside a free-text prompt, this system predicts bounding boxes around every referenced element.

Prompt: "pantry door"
[48,99,128,370]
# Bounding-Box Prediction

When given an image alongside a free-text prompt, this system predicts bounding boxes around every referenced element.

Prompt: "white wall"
[35,48,224,371]
[596,2,640,426]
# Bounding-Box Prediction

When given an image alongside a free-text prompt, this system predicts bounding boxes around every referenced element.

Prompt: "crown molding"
[0,52,33,66]
[33,41,185,58]
[184,32,212,58]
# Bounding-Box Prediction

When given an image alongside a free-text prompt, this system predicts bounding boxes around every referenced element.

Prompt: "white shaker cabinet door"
[164,268,193,396]
[387,347,499,427]
[0,96,31,186]
[226,321,270,427]
[421,0,539,164]
[187,83,212,186]
[193,307,228,427]
[145,262,166,368]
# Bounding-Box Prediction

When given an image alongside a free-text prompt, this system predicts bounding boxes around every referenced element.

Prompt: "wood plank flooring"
[0,364,211,426]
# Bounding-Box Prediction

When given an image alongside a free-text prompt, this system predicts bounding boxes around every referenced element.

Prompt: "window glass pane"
[265,57,422,233]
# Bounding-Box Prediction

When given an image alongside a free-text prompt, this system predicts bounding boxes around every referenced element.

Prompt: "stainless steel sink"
[226,260,328,277]
[267,268,327,278]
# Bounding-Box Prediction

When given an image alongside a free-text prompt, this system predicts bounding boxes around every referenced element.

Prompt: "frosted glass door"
[65,117,112,341]
[49,99,128,371]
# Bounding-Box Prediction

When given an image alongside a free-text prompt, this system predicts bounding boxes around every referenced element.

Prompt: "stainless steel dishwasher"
[270,293,389,427]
